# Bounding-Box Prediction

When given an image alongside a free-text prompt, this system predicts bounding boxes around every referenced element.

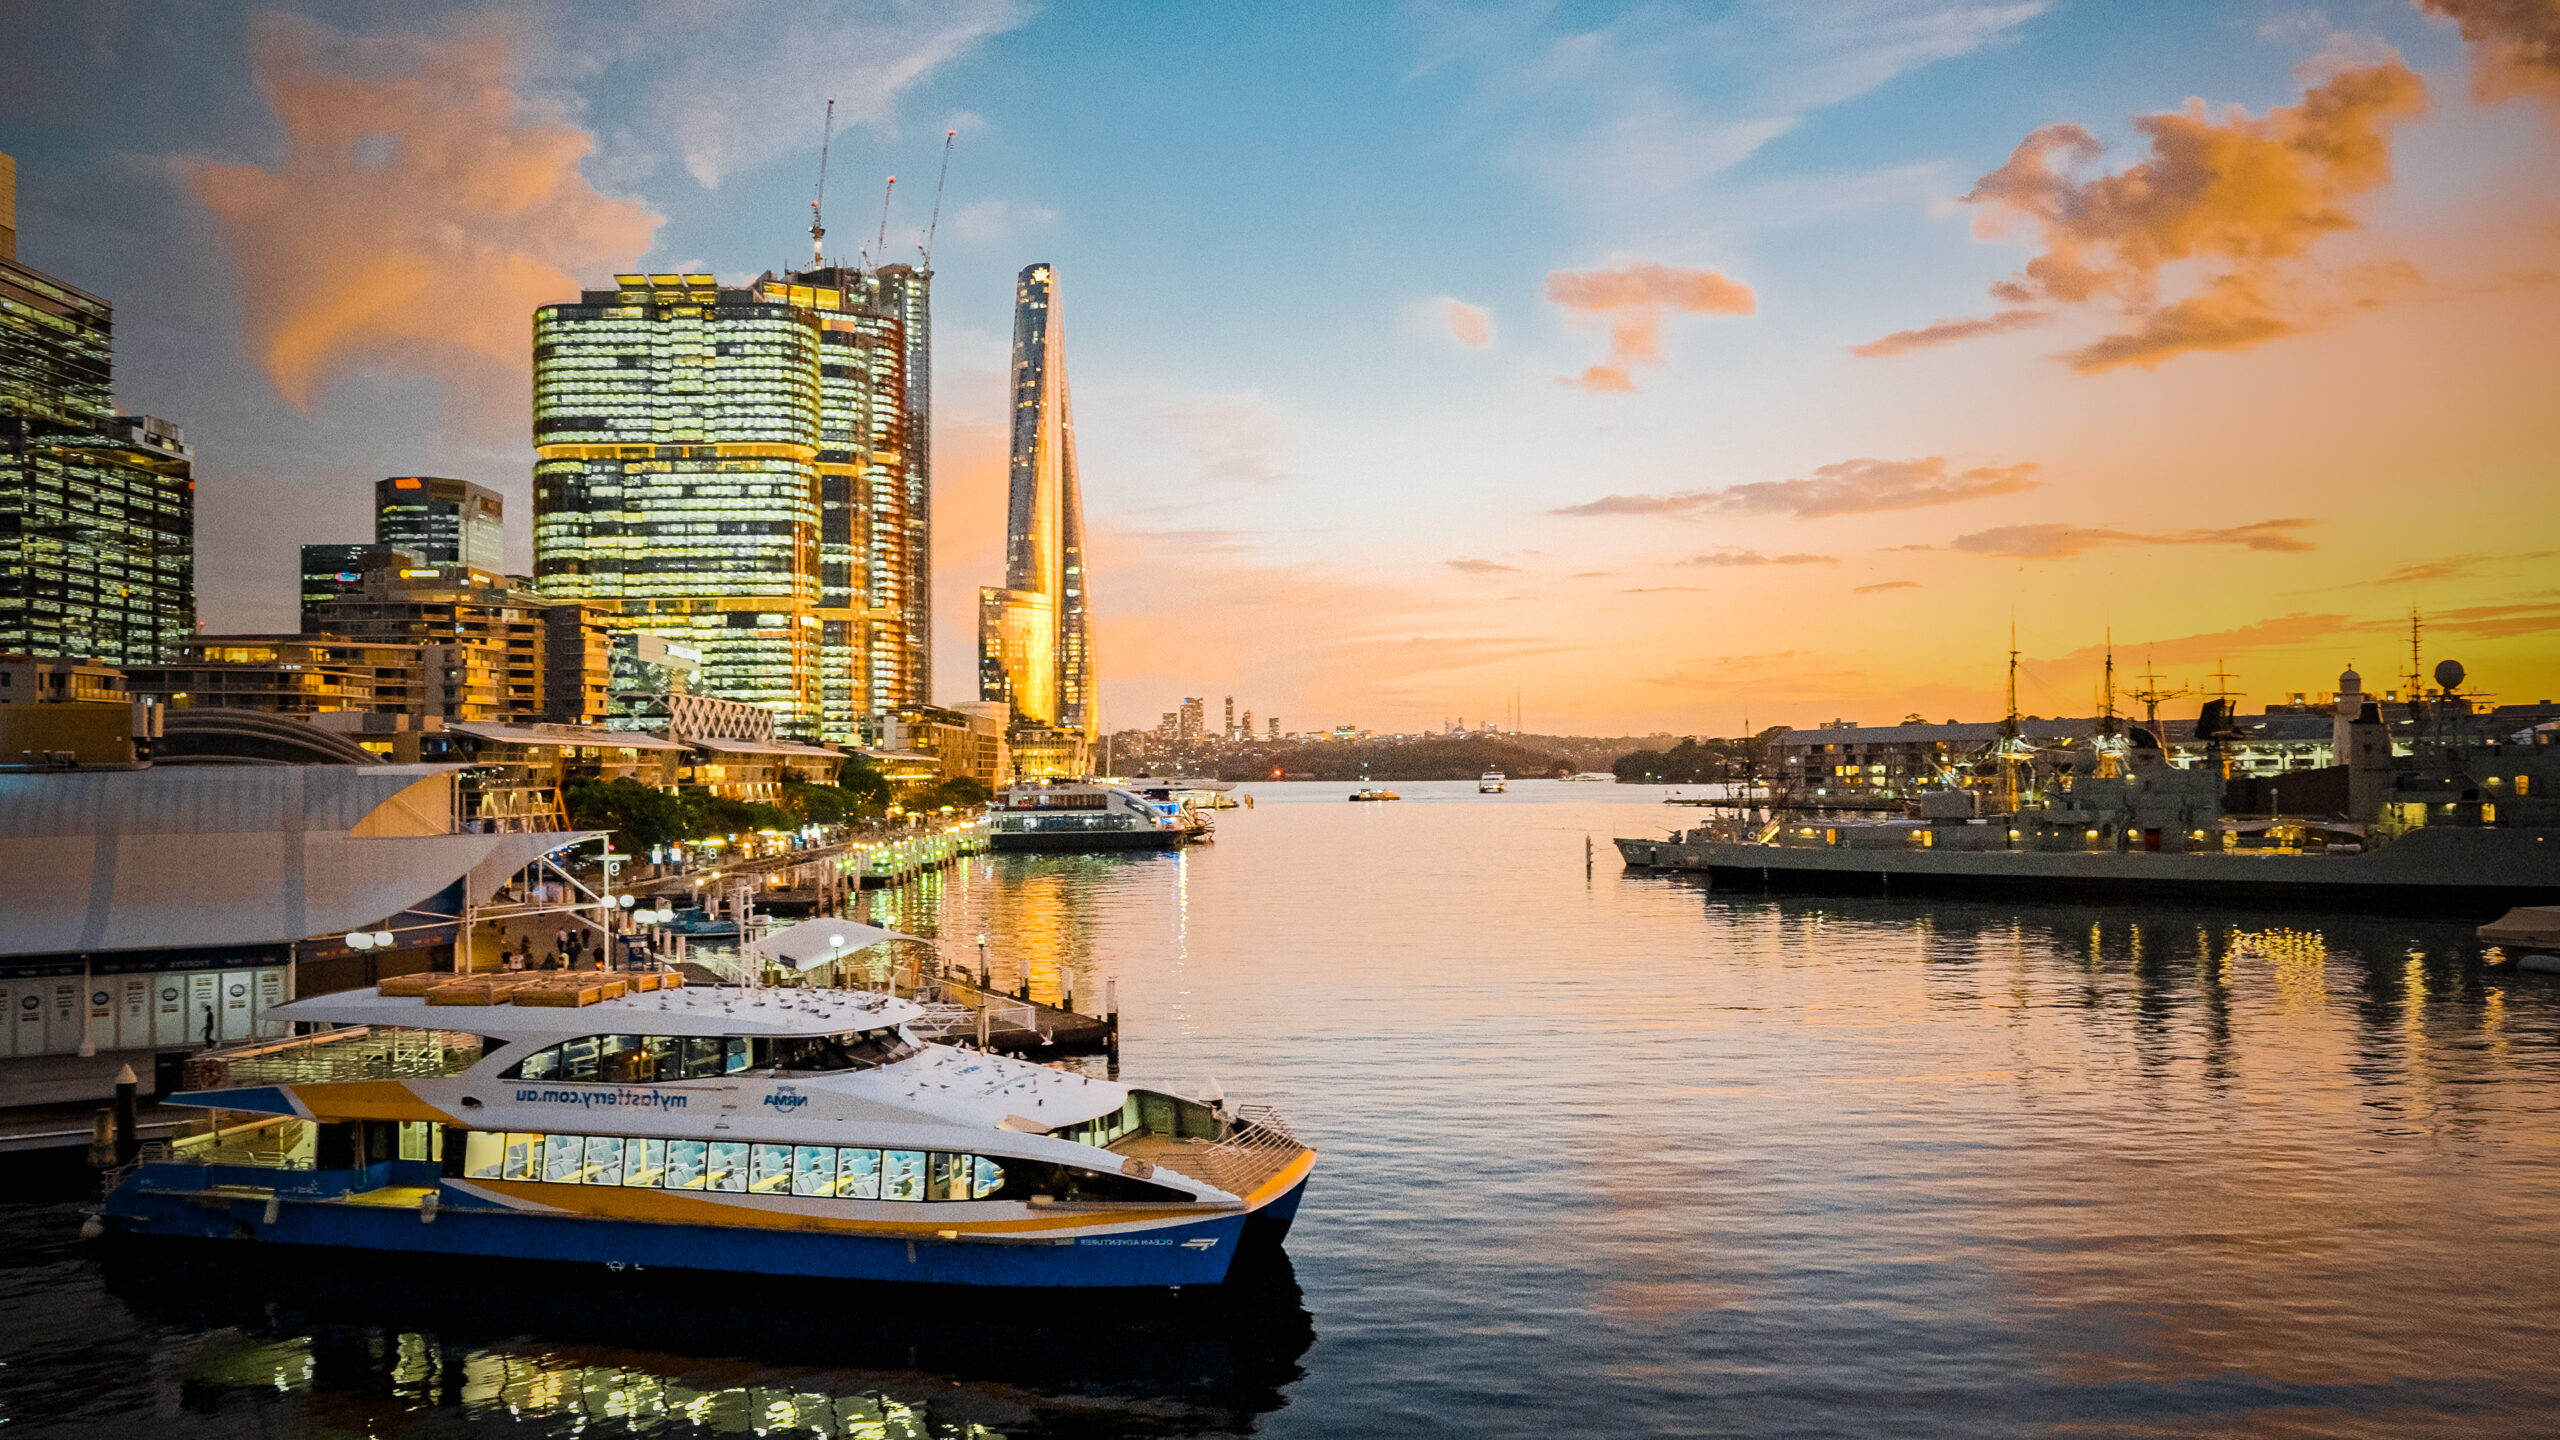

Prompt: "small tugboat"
[1348,787,1401,802]
[90,973,1314,1289]
[1478,771,1507,793]
[989,780,1187,852]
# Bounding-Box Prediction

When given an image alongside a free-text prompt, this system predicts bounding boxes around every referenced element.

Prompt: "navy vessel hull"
[1617,827,2560,919]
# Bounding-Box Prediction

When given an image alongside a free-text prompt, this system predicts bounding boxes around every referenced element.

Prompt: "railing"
[187,1026,485,1089]
[1191,1105,1304,1197]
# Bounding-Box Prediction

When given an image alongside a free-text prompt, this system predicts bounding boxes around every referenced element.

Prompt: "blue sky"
[4,0,2554,732]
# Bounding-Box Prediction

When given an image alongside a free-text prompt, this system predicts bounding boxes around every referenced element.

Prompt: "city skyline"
[2,3,2554,733]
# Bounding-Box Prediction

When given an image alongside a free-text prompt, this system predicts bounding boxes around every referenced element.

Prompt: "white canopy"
[746,916,928,971]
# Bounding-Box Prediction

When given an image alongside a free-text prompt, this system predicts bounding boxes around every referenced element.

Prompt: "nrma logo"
[762,1092,810,1111]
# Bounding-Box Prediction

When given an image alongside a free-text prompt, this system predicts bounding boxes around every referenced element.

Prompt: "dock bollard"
[1106,978,1119,1057]
[111,1064,139,1168]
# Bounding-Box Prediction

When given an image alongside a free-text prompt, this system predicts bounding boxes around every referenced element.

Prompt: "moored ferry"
[91,974,1314,1289]
[989,781,1189,852]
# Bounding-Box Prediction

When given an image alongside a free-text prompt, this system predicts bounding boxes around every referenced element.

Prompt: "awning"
[687,736,845,759]
[447,721,689,751]
[0,766,596,956]
[745,916,928,970]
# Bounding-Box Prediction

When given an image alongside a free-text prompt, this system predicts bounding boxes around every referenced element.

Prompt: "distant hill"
[1204,737,1575,782]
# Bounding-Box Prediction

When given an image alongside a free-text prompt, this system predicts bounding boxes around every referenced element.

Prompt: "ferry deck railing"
[187,1026,486,1089]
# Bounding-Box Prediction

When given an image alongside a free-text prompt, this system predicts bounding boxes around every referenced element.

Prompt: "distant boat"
[1561,772,1615,783]
[1478,771,1506,793]
[1348,788,1401,802]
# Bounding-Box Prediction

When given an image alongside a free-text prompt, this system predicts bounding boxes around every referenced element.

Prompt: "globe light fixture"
[618,894,638,909]
[372,931,396,949]
[345,932,375,950]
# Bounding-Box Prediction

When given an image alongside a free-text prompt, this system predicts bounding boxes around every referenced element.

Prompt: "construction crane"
[808,98,835,269]
[921,129,956,269]
[867,176,895,270]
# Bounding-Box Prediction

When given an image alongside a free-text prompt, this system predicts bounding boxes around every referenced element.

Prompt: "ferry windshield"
[755,1028,918,1073]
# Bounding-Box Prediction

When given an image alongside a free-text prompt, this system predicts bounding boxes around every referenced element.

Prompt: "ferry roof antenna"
[809,98,835,269]
[921,129,955,269]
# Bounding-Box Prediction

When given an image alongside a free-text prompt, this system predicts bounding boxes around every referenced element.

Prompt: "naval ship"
[1617,691,2560,918]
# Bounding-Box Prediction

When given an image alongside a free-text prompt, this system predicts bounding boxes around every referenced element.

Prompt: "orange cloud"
[1854,580,1920,593]
[1556,457,2038,518]
[1436,297,1496,347]
[2418,0,2560,105]
[189,16,661,409]
[1870,60,2425,370]
[1674,550,1838,567]
[1852,307,2054,357]
[1446,557,1519,574]
[1545,262,1754,391]
[1952,518,2317,559]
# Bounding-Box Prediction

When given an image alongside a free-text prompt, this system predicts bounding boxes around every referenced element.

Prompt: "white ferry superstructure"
[94,981,1314,1289]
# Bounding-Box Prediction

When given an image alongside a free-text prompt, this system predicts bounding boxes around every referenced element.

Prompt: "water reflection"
[92,1247,1313,1439]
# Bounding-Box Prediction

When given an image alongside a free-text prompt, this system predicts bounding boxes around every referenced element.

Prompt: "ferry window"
[646,1035,681,1076]
[514,1046,560,1081]
[463,1130,506,1180]
[748,1143,793,1193]
[398,1120,439,1162]
[584,1134,625,1187]
[560,1036,602,1082]
[600,1035,653,1083]
[542,1133,585,1183]
[927,1152,971,1201]
[725,1038,750,1074]
[503,1132,543,1181]
[838,1147,881,1198]
[763,1028,920,1072]
[683,1037,725,1078]
[706,1140,748,1192]
[882,1148,926,1201]
[972,1156,1006,1199]
[992,1160,1195,1205]
[666,1139,708,1190]
[792,1145,837,1196]
[624,1137,667,1188]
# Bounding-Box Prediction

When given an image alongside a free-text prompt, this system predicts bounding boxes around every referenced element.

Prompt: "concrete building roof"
[0,764,591,956]
[446,721,688,752]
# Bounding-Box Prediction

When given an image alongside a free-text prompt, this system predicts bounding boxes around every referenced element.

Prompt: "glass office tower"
[376,476,503,570]
[0,150,194,664]
[979,263,1095,750]
[531,271,921,743]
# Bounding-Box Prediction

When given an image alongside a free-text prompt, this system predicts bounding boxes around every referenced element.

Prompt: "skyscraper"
[0,150,194,665]
[979,263,1096,767]
[871,263,934,704]
[531,269,923,743]
[376,476,503,570]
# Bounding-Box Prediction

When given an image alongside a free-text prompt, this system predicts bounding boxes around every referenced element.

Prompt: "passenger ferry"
[92,974,1314,1289]
[989,781,1188,852]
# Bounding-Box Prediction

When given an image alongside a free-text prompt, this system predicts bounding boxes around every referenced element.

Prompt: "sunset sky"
[5,0,2555,735]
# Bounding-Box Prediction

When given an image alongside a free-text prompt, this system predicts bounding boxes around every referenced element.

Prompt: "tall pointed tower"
[979,263,1097,775]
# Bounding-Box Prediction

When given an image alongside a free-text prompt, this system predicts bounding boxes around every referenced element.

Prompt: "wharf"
[926,974,1118,1056]
[0,1099,188,1158]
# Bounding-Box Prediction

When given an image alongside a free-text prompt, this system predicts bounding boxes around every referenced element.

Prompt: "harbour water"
[8,779,2560,1436]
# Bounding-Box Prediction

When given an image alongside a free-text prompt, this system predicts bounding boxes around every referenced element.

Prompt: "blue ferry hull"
[99,1163,1309,1290]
